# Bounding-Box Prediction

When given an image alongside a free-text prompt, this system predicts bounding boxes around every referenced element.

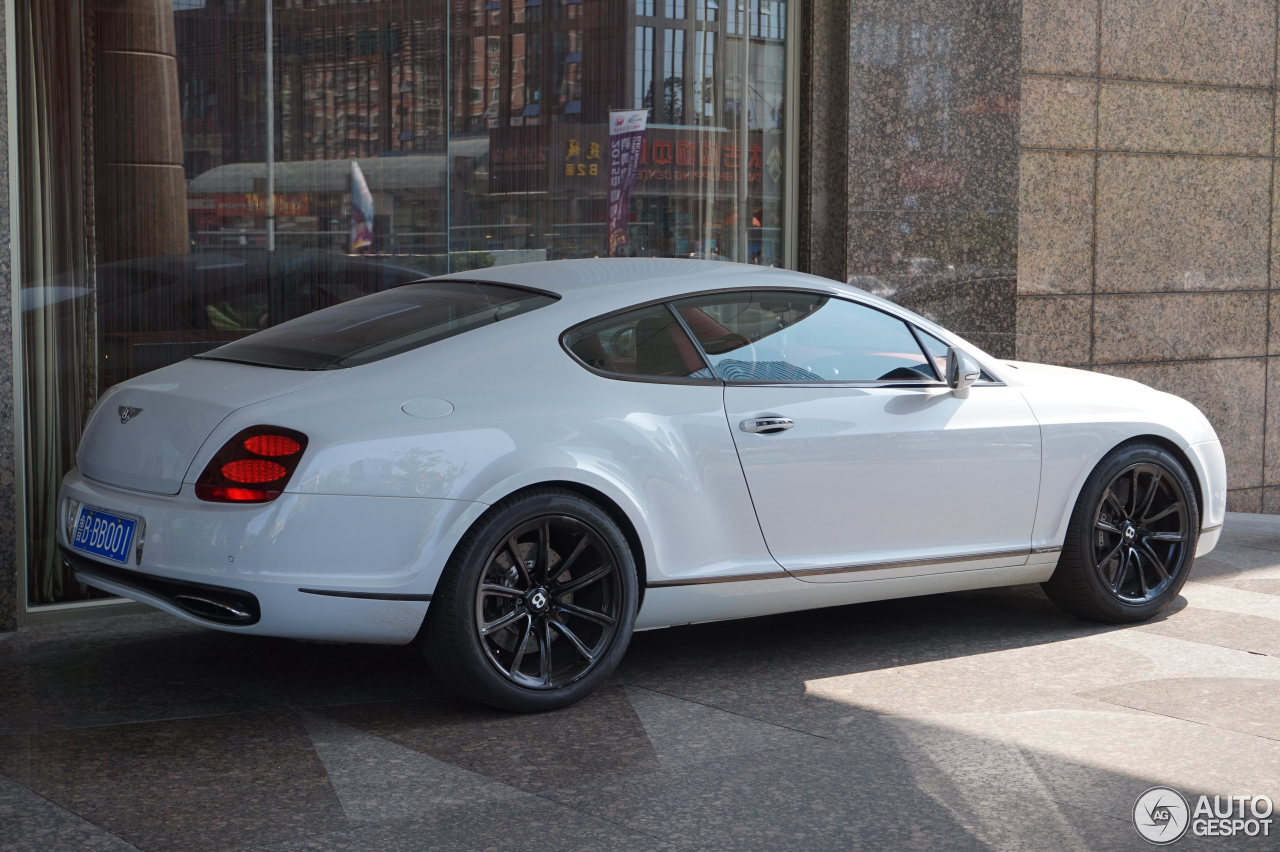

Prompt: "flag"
[350,160,375,252]
[606,109,647,257]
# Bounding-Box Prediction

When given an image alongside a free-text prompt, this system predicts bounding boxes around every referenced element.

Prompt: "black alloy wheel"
[1044,442,1199,623]
[1091,462,1189,604]
[474,514,625,690]
[424,489,637,712]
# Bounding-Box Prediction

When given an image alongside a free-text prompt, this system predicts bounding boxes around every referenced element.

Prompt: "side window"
[564,303,709,379]
[672,290,937,383]
[915,326,996,383]
[914,327,950,379]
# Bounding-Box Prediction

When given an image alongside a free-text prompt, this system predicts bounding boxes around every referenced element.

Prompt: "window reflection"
[18,0,791,605]
[675,292,936,383]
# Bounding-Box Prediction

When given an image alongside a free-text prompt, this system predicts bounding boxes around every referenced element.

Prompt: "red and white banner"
[606,109,647,256]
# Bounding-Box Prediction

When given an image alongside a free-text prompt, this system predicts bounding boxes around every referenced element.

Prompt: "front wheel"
[1043,442,1199,623]
[423,489,638,712]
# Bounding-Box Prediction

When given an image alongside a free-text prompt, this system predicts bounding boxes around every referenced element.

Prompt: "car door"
[672,289,1043,581]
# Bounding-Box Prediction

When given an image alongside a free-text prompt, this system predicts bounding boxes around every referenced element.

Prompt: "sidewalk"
[2,513,1278,851]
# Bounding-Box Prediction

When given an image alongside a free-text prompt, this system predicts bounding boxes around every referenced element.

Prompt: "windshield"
[195,280,557,370]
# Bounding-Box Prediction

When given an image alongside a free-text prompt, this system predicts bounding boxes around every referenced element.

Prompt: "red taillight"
[195,426,308,503]
[243,434,302,457]
[221,459,288,484]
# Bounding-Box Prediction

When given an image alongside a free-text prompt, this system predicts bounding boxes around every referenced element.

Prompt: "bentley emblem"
[118,406,143,424]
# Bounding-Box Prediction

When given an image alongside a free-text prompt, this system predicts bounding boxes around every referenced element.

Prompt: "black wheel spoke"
[537,621,553,686]
[1103,488,1128,522]
[555,562,612,596]
[1140,541,1172,583]
[481,608,526,636]
[551,618,597,662]
[1095,518,1123,535]
[507,615,533,676]
[1133,548,1150,596]
[1137,471,1162,523]
[1110,547,1131,592]
[556,599,617,627]
[480,583,522,600]
[506,535,532,586]
[1143,502,1183,526]
[1096,540,1124,574]
[1147,530,1184,543]
[538,520,551,581]
[552,534,590,583]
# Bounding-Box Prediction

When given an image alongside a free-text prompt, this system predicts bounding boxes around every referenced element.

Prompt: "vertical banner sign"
[350,160,375,252]
[607,109,648,256]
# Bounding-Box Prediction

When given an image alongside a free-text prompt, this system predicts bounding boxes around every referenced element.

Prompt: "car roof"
[429,258,1005,369]
[431,258,853,310]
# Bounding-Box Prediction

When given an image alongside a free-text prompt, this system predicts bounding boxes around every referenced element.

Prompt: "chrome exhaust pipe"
[172,593,254,624]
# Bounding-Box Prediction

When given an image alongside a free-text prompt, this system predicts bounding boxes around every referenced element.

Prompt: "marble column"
[0,4,16,631]
[796,0,850,283]
[94,0,188,263]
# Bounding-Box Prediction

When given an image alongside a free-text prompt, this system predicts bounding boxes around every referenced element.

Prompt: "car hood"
[996,360,1147,392]
[77,359,337,495]
[1000,360,1220,447]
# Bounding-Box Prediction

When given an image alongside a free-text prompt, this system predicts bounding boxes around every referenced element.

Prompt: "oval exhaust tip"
[172,593,254,624]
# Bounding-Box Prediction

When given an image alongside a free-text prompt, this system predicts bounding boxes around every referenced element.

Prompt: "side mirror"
[946,346,981,399]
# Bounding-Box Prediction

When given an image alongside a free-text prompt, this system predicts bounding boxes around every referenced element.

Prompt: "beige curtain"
[18,0,97,604]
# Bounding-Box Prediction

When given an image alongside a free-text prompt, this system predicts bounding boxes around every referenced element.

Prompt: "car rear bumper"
[59,469,487,643]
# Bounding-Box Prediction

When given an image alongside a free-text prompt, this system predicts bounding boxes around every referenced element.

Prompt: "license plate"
[71,506,138,565]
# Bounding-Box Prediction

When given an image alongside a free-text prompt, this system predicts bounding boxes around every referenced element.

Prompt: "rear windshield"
[195,280,557,370]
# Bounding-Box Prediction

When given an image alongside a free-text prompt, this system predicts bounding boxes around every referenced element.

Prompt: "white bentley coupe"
[60,259,1226,711]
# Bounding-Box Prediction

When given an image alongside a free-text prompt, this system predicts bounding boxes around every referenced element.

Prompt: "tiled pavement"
[2,513,1279,851]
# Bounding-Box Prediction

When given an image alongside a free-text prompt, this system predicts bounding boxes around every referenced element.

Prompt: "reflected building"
[171,0,786,264]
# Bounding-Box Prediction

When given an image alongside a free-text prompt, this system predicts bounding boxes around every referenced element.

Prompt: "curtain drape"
[18,0,96,604]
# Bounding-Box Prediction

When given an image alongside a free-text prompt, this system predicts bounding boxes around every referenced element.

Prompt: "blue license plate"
[71,506,137,565]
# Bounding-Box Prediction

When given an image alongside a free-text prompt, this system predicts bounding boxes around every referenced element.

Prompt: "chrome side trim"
[646,548,1033,588]
[647,571,791,588]
[790,547,1031,578]
[298,588,433,602]
[1031,546,1063,555]
[1200,523,1223,535]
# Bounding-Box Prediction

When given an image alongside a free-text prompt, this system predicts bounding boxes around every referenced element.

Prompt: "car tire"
[1043,441,1199,623]
[423,488,638,712]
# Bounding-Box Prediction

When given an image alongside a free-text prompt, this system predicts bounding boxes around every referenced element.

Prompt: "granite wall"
[843,1,1022,357]
[1017,0,1279,511]
[0,5,16,632]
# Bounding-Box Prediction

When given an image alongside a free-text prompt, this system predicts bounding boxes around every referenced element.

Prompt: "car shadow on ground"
[6,580,1253,849]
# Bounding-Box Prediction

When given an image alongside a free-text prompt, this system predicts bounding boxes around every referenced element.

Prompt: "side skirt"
[635,560,1058,631]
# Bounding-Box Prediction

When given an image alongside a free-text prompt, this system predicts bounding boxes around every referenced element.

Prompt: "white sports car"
[60,259,1227,711]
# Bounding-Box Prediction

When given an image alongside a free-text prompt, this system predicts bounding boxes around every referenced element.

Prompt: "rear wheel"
[1043,442,1199,623]
[423,489,637,712]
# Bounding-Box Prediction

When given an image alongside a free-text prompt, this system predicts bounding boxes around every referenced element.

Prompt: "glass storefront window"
[17,0,792,607]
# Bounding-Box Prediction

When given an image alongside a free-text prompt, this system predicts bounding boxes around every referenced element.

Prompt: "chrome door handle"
[740,417,795,434]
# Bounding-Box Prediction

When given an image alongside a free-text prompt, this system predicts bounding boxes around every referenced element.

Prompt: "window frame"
[561,300,718,385]
[560,287,1004,388]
